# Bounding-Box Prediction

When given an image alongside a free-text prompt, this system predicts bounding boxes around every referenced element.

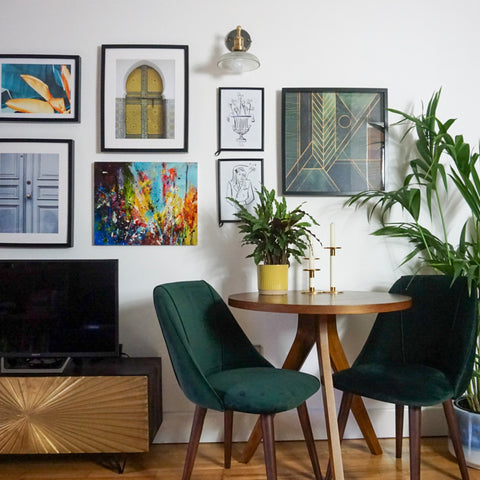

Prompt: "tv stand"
[0,357,162,462]
[0,356,72,374]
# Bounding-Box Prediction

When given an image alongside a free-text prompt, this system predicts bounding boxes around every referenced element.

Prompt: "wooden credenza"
[0,357,162,455]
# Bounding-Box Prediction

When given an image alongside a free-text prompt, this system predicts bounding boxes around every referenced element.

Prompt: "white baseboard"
[153,404,447,444]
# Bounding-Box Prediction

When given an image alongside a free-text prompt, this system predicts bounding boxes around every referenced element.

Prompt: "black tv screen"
[0,259,119,359]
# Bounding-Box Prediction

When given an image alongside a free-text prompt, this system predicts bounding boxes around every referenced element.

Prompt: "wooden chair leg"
[224,410,233,469]
[261,414,277,480]
[337,392,354,441]
[396,404,404,458]
[443,399,470,480]
[325,392,353,480]
[408,406,421,480]
[297,402,322,480]
[182,405,207,480]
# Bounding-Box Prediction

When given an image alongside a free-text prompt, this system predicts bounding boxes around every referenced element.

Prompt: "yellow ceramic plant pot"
[257,264,288,295]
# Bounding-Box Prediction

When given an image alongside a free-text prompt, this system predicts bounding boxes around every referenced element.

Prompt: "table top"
[228,290,412,315]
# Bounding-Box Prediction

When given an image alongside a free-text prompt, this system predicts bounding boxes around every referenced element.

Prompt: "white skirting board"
[153,404,447,444]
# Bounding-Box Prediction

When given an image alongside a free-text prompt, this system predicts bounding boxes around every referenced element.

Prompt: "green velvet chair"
[153,280,322,480]
[332,275,478,480]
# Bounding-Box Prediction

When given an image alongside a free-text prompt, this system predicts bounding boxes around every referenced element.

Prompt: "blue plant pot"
[448,397,480,469]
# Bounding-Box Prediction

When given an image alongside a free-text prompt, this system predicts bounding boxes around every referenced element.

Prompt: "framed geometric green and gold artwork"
[282,88,387,196]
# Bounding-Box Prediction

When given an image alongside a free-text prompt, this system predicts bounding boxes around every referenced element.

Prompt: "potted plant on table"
[346,89,480,466]
[229,185,320,294]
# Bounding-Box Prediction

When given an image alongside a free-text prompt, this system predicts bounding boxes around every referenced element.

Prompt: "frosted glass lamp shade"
[217,51,260,74]
[217,26,260,74]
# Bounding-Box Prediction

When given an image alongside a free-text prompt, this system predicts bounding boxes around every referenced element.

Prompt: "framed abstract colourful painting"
[94,162,197,245]
[282,88,387,196]
[0,55,80,122]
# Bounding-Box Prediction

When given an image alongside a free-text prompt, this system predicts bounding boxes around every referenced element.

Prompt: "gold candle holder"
[302,267,320,294]
[302,254,320,295]
[322,245,342,295]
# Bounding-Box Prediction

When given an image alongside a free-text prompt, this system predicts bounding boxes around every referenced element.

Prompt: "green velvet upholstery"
[330,275,478,480]
[333,275,478,406]
[208,367,320,414]
[153,280,320,412]
[153,280,322,480]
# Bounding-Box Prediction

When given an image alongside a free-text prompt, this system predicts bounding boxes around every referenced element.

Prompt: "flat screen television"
[0,259,119,371]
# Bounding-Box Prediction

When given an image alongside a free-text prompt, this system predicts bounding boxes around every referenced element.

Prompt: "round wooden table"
[228,290,412,480]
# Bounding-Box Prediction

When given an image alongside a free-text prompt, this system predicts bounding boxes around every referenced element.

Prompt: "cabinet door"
[0,376,149,454]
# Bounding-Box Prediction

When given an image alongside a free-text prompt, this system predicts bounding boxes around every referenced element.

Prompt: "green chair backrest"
[354,275,478,398]
[153,280,271,410]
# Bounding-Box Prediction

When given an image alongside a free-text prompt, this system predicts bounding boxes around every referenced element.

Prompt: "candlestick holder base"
[302,286,321,295]
[318,288,344,295]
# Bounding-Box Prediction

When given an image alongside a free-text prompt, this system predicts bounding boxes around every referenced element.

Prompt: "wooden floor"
[1,437,480,480]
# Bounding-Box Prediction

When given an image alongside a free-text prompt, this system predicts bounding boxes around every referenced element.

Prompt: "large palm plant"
[347,89,480,411]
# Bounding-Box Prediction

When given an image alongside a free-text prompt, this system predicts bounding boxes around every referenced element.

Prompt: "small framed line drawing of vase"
[217,87,264,152]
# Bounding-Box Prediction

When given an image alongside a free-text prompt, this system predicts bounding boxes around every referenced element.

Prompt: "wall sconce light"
[217,26,260,74]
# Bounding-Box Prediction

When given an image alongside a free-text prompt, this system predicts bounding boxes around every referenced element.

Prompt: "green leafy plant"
[229,185,320,265]
[346,89,480,412]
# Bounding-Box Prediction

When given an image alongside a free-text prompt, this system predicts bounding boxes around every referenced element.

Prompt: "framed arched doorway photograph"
[101,45,188,152]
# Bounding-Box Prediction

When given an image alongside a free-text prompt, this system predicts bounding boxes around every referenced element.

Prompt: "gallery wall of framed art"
[2,0,475,446]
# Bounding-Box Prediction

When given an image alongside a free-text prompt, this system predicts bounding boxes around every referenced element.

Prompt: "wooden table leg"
[327,316,382,455]
[281,314,317,370]
[240,314,316,463]
[316,315,344,480]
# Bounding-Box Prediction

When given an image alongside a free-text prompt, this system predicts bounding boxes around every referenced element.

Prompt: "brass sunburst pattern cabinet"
[0,357,162,455]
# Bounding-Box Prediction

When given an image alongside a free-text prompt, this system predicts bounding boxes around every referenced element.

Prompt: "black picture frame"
[218,87,264,152]
[282,87,387,196]
[0,54,80,122]
[101,44,189,152]
[0,139,74,247]
[217,158,263,225]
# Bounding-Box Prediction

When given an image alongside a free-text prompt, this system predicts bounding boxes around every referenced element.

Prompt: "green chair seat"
[208,367,320,414]
[333,363,453,407]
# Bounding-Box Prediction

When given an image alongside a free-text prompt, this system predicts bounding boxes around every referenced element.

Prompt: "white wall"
[1,0,479,443]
